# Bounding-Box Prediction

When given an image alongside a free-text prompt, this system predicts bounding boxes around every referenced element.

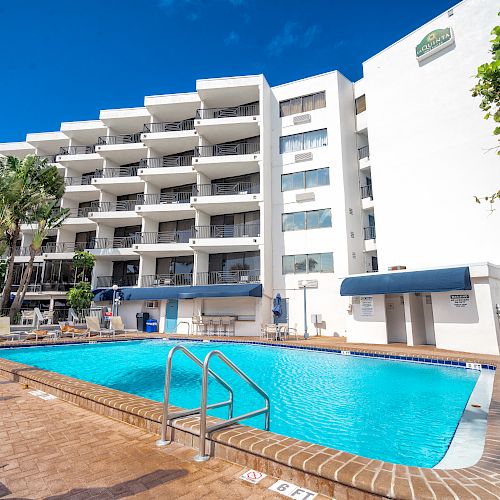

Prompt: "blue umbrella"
[272,293,282,318]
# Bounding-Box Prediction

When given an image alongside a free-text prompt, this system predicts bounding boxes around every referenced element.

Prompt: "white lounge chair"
[86,316,115,338]
[110,316,135,334]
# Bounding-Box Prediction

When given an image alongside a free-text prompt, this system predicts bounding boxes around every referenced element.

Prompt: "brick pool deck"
[1,334,499,499]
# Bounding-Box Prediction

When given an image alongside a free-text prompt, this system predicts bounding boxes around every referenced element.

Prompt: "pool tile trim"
[0,338,499,500]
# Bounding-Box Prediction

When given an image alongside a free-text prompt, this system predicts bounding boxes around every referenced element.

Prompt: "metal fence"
[94,166,139,178]
[92,236,138,249]
[143,118,195,133]
[59,145,95,155]
[136,192,192,205]
[96,274,139,287]
[358,145,370,160]
[363,226,376,240]
[192,224,260,239]
[138,231,191,244]
[97,133,141,145]
[141,273,193,287]
[360,185,373,199]
[194,142,260,157]
[196,103,259,119]
[196,270,260,285]
[194,182,259,197]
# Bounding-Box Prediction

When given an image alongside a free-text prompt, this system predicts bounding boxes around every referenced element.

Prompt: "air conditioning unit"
[145,300,159,308]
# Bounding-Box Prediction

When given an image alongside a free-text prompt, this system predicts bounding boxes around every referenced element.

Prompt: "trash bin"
[145,319,158,333]
[136,312,150,332]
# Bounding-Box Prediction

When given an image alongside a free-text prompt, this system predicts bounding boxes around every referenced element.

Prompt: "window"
[280,91,326,117]
[355,95,366,114]
[281,209,331,231]
[281,168,329,191]
[279,129,327,154]
[282,252,334,274]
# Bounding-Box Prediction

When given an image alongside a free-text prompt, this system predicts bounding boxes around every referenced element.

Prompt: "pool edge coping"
[0,339,499,499]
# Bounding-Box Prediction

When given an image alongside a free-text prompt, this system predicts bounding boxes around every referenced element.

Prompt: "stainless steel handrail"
[156,345,234,446]
[194,349,270,462]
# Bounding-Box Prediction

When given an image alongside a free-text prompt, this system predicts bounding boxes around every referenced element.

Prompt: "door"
[385,295,407,343]
[165,299,178,333]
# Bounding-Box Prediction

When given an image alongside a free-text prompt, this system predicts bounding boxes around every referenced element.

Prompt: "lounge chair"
[110,316,135,335]
[0,317,31,342]
[85,316,115,338]
[58,322,90,339]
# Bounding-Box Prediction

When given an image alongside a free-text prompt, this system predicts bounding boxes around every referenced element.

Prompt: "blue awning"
[93,283,262,302]
[340,267,471,296]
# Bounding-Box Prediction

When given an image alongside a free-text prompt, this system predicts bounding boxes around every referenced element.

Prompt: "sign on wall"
[360,296,374,317]
[416,27,454,62]
[450,294,470,309]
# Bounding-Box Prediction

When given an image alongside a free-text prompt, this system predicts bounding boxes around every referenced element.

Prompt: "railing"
[143,118,195,133]
[67,207,93,218]
[37,154,58,163]
[360,185,373,199]
[141,273,193,287]
[97,133,141,145]
[138,231,191,244]
[136,192,192,205]
[196,103,259,120]
[364,226,376,240]
[94,166,139,178]
[91,200,138,212]
[59,145,95,155]
[197,269,260,285]
[139,154,193,168]
[96,274,139,287]
[358,145,370,160]
[41,282,77,292]
[64,175,94,186]
[192,224,260,239]
[41,241,94,253]
[194,142,260,157]
[92,236,138,249]
[0,308,71,325]
[194,182,259,197]
[156,345,234,447]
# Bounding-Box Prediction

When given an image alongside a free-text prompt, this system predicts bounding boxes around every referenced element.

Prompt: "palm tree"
[9,202,69,318]
[0,155,65,310]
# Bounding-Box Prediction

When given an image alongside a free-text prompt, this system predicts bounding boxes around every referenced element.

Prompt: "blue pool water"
[0,340,479,467]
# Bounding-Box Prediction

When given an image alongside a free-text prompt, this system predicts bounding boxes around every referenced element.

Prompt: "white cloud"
[224,31,240,46]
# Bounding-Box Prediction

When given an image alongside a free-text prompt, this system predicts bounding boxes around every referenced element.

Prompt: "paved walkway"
[0,378,322,500]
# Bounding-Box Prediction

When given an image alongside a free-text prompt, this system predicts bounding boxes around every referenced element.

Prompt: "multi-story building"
[1,0,499,352]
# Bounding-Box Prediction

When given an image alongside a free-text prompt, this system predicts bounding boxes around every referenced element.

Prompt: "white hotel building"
[1,0,499,354]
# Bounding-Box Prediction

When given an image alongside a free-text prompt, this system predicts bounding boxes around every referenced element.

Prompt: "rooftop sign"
[416,27,454,61]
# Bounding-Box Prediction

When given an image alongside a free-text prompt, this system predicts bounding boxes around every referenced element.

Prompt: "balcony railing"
[360,185,373,199]
[64,175,94,186]
[141,273,193,287]
[358,145,370,160]
[136,192,192,205]
[364,226,376,240]
[192,224,260,239]
[67,207,93,218]
[96,274,139,287]
[196,103,259,120]
[197,269,260,285]
[37,154,58,163]
[138,231,191,245]
[143,118,195,133]
[194,142,260,158]
[92,236,138,249]
[41,282,78,292]
[139,154,193,168]
[97,133,141,145]
[41,241,94,253]
[59,145,96,155]
[94,166,139,178]
[91,200,138,212]
[194,182,259,197]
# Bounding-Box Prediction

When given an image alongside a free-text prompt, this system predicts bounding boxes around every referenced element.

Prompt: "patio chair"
[20,310,34,326]
[110,316,135,335]
[0,317,30,342]
[42,311,54,324]
[86,316,115,338]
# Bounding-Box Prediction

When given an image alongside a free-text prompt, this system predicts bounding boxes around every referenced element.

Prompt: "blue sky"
[0,0,457,142]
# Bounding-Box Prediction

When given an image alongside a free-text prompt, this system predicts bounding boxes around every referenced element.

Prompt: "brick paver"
[0,379,322,499]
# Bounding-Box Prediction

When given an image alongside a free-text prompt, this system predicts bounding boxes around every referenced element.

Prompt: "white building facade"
[0,0,499,353]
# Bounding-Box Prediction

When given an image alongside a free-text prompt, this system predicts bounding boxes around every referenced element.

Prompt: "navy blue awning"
[340,267,471,296]
[93,283,262,302]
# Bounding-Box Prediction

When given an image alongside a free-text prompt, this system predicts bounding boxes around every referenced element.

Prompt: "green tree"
[67,282,94,315]
[471,13,500,205]
[0,155,65,309]
[9,201,69,319]
[72,250,95,282]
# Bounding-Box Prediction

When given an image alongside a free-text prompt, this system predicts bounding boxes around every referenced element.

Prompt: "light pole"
[112,284,119,317]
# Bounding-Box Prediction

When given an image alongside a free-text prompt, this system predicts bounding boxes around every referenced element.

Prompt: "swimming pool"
[0,340,480,467]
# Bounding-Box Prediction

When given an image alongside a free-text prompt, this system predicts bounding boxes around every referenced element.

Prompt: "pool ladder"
[156,345,270,462]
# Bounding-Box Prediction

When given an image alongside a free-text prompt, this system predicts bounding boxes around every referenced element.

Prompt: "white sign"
[360,296,374,317]
[269,480,317,499]
[450,294,470,309]
[239,469,267,484]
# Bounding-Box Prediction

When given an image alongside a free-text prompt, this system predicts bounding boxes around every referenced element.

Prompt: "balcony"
[59,145,95,155]
[56,145,103,171]
[136,192,191,205]
[92,200,138,212]
[37,154,58,164]
[361,184,374,210]
[63,207,96,231]
[195,103,260,143]
[96,274,139,288]
[196,269,260,285]
[41,241,95,257]
[141,273,193,287]
[135,192,195,221]
[190,224,261,252]
[358,146,370,170]
[91,167,144,195]
[191,182,261,215]
[95,134,146,164]
[93,236,138,249]
[88,201,141,226]
[363,226,376,240]
[139,154,193,169]
[141,118,198,154]
[67,207,93,218]
[137,154,196,187]
[193,140,260,177]
[64,175,94,186]
[133,231,193,256]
